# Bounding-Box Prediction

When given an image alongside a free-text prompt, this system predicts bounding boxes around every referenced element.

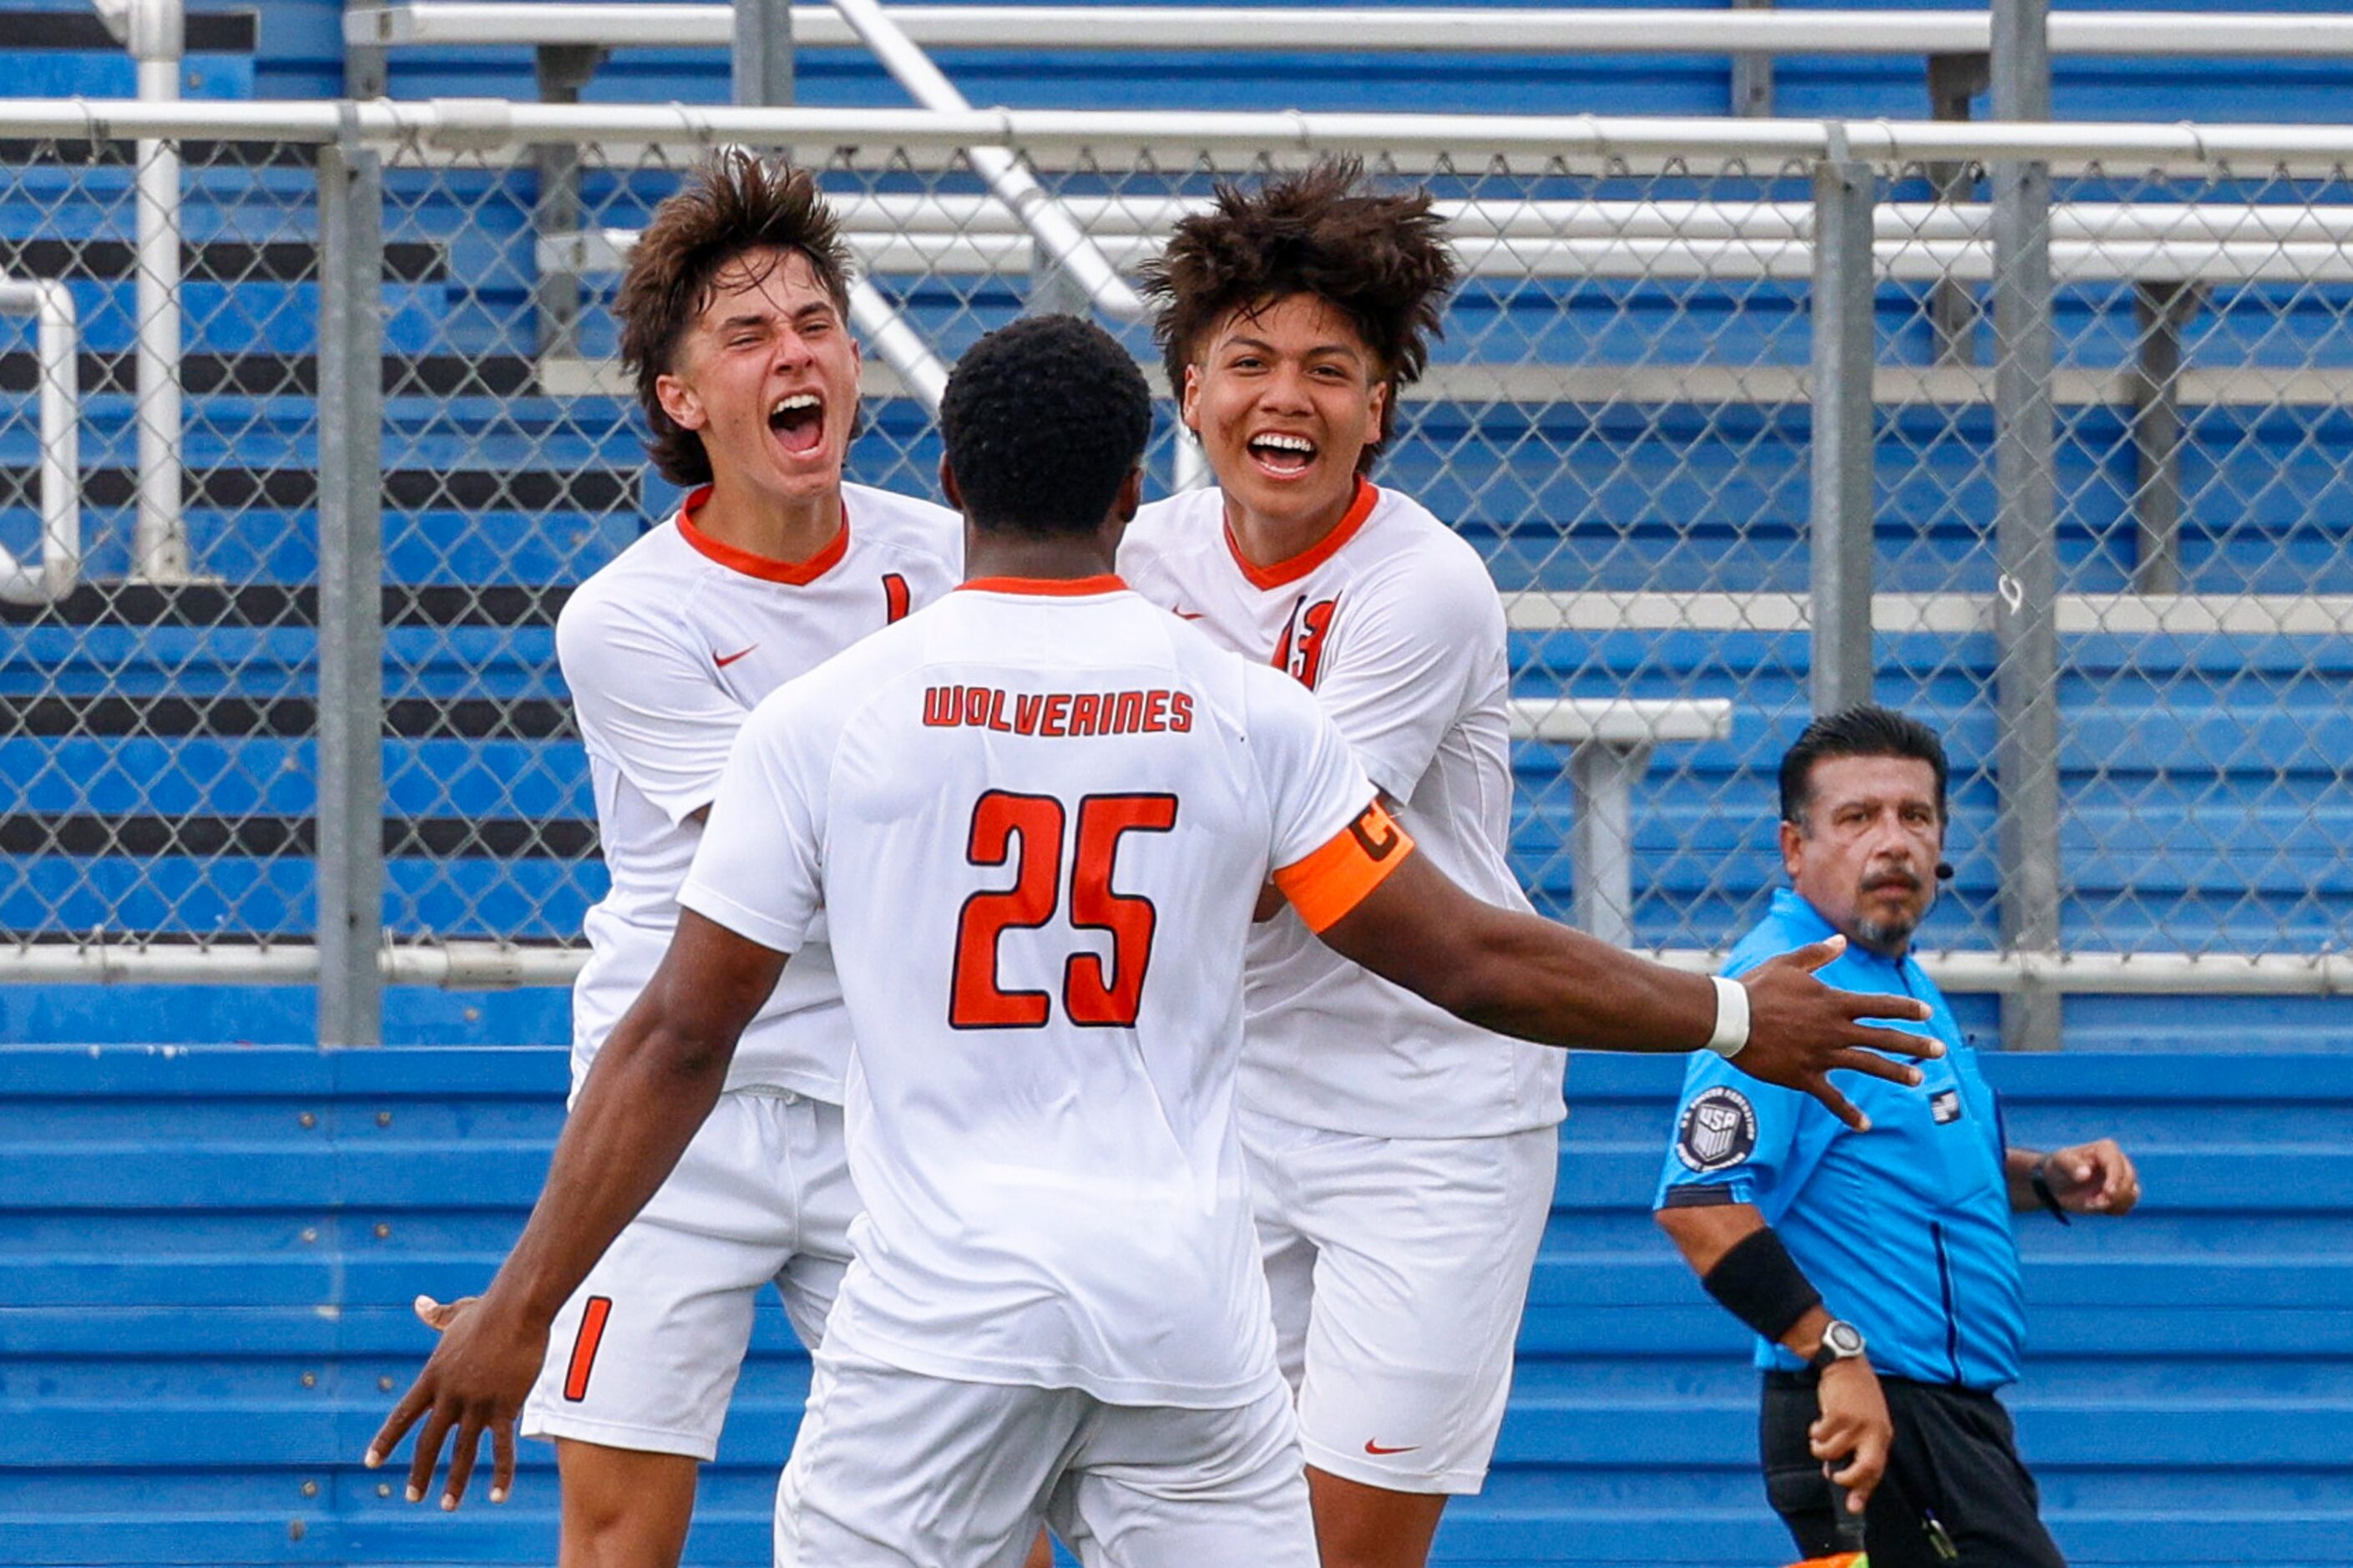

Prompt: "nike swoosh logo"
[1173,609,1206,620]
[1364,1440,1419,1456]
[714,645,759,669]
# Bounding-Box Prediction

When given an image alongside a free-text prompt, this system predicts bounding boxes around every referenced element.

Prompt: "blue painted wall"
[2,1046,2345,1565]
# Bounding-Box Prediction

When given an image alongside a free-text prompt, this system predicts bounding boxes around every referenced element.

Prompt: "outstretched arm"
[367,910,788,1510]
[1312,843,1938,1129]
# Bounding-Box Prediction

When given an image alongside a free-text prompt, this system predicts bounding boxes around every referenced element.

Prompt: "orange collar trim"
[676,484,851,586]
[1222,478,1379,592]
[958,574,1128,597]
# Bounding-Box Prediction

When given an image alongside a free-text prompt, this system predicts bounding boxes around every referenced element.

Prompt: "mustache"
[1861,868,1925,894]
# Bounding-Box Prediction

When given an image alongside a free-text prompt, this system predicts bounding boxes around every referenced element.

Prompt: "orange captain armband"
[1272,799,1416,933]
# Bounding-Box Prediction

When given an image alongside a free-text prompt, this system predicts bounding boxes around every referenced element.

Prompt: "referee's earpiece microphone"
[1936,862,1956,882]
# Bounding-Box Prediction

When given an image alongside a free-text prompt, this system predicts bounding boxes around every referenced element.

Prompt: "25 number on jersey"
[950,792,1177,1029]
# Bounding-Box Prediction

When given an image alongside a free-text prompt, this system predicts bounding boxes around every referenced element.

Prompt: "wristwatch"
[1808,1318,1868,1372]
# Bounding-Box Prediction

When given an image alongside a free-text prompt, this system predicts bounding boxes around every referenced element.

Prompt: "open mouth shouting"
[768,391,827,458]
[1247,430,1318,478]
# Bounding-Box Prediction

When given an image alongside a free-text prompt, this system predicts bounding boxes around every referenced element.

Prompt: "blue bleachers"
[2,1044,2344,1566]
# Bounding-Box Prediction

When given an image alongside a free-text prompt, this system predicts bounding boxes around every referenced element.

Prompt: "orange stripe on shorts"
[563,1296,614,1402]
[1273,799,1415,933]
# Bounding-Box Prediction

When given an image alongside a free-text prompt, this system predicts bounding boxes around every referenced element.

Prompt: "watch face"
[1824,1321,1866,1358]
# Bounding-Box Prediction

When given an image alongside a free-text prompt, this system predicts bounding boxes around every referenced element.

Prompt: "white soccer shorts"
[1242,1107,1559,1495]
[519,1086,856,1460]
[776,1348,1318,1568]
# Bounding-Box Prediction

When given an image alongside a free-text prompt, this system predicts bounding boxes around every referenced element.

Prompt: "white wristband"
[1706,975,1751,1060]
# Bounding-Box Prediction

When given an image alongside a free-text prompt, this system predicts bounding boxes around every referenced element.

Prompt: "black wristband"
[1700,1227,1824,1345]
[2028,1156,2072,1226]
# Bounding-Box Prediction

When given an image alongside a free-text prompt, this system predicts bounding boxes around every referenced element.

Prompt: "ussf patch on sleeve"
[1675,1086,1758,1173]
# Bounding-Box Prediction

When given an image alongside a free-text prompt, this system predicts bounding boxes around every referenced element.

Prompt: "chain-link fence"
[6,105,2353,1043]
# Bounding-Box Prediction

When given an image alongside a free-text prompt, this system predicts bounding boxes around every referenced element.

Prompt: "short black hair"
[1779,705,1951,827]
[939,314,1152,536]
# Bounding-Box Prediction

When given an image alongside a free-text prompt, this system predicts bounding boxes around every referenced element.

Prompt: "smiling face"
[1782,753,1946,958]
[1180,292,1389,540]
[653,245,860,510]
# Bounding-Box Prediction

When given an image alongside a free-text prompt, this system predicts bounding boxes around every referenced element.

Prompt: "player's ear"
[1369,377,1392,445]
[1114,465,1143,524]
[655,372,706,432]
[1179,362,1202,433]
[1779,817,1805,880]
[938,458,964,515]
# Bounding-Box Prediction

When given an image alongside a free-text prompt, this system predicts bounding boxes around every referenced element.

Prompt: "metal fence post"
[1731,0,1774,116]
[734,0,795,106]
[2131,281,2196,594]
[316,131,385,1048]
[1810,159,1877,716]
[1991,0,2062,1050]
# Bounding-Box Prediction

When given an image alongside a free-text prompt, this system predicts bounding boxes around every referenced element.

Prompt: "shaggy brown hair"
[615,152,856,486]
[1141,156,1457,466]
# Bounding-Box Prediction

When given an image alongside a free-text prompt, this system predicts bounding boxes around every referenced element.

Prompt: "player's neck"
[965,533,1119,584]
[1221,482,1361,573]
[690,477,843,567]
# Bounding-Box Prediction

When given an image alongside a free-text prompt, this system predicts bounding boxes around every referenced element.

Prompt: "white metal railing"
[31,99,2353,172]
[0,279,82,605]
[94,0,191,583]
[550,194,2353,286]
[11,939,2353,996]
[342,4,2353,60]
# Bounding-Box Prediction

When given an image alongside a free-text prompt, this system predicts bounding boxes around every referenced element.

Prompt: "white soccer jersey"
[678,575,1405,1408]
[556,482,961,1099]
[1121,479,1566,1138]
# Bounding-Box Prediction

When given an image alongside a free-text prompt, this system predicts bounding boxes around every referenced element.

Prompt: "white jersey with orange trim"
[556,481,961,1100]
[678,574,1409,1408]
[1121,479,1566,1138]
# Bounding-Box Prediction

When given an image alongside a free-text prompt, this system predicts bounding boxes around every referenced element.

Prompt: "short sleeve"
[1652,956,1840,1219]
[1313,551,1504,801]
[676,696,827,955]
[557,588,746,827]
[1245,662,1385,873]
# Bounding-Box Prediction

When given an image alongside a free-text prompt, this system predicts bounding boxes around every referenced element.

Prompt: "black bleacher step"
[0,238,443,285]
[0,582,569,630]
[0,352,541,399]
[0,466,636,513]
[0,140,322,169]
[0,812,595,859]
[0,694,574,740]
[0,11,256,51]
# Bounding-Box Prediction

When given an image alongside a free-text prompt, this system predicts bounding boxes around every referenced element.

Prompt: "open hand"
[1734,936,1941,1132]
[365,1291,545,1510]
[2041,1139,2142,1214]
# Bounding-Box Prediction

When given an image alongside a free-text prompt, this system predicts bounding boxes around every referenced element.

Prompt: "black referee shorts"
[1760,1369,2067,1568]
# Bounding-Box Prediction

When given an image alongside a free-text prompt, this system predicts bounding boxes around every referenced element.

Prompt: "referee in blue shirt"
[1653,707,2141,1567]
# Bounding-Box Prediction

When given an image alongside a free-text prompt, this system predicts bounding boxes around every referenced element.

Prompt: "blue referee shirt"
[1652,888,2027,1389]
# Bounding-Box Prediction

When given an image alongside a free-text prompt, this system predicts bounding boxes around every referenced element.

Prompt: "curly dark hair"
[940,315,1152,538]
[615,152,856,486]
[1140,155,1458,467]
[1780,705,1951,828]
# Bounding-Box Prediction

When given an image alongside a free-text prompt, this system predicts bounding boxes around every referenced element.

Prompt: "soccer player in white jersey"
[468,154,961,1567]
[1119,158,1561,1566]
[370,315,1940,1565]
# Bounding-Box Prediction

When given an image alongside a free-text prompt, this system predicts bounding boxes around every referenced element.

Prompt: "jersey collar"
[1222,478,1379,591]
[675,483,852,586]
[957,574,1128,597]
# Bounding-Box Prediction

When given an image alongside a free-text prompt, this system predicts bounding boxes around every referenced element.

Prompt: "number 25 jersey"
[679,574,1403,1407]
